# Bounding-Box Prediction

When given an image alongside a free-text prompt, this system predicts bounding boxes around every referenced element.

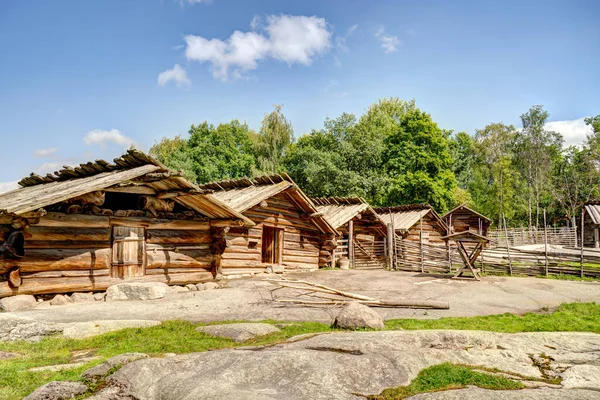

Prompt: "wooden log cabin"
[197,174,338,276]
[0,150,255,298]
[374,204,448,245]
[583,201,600,248]
[442,204,492,236]
[312,197,388,269]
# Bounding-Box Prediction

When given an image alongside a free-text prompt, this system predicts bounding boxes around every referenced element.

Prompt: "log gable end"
[220,192,330,274]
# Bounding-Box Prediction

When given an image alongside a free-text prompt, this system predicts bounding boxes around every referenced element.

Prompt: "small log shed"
[0,150,254,298]
[442,203,492,237]
[197,174,339,276]
[583,201,600,248]
[312,197,388,269]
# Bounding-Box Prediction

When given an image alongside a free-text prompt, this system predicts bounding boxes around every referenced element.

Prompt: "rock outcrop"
[196,323,280,342]
[106,283,169,301]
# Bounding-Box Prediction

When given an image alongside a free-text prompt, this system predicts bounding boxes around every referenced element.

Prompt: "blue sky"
[0,0,599,191]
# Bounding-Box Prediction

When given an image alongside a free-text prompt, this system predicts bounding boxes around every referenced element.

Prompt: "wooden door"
[262,226,283,264]
[111,226,146,279]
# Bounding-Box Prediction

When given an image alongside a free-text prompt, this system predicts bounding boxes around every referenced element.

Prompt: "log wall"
[0,212,214,297]
[221,192,326,274]
[403,213,447,245]
[445,210,490,236]
[584,212,599,248]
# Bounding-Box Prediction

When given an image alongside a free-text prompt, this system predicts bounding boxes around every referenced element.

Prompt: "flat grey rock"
[0,294,37,311]
[0,314,62,342]
[91,330,600,400]
[196,323,280,342]
[407,387,600,399]
[106,282,169,301]
[82,352,149,382]
[561,364,600,390]
[333,302,384,330]
[24,380,87,400]
[70,293,95,303]
[60,319,160,339]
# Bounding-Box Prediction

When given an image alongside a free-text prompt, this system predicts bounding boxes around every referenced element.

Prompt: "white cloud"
[157,64,191,87]
[0,181,18,194]
[376,28,400,53]
[545,117,593,147]
[335,24,358,53]
[184,14,333,81]
[34,147,58,158]
[84,129,136,149]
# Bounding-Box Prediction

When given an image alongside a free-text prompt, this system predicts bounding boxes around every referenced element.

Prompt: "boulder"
[93,292,106,302]
[333,302,384,330]
[171,285,189,293]
[82,353,149,383]
[195,283,206,291]
[70,292,95,303]
[106,282,169,301]
[0,314,62,342]
[185,284,198,292]
[49,295,69,306]
[24,381,87,400]
[196,323,280,342]
[0,294,37,311]
[266,265,285,274]
[203,282,219,290]
[61,320,160,339]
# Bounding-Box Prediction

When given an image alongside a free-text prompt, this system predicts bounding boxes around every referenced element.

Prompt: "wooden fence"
[390,235,600,279]
[488,226,578,248]
[333,238,386,269]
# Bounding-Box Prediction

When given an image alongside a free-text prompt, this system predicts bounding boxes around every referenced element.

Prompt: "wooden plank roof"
[442,203,493,223]
[373,204,448,233]
[198,174,338,235]
[585,202,600,225]
[0,150,253,225]
[312,197,386,232]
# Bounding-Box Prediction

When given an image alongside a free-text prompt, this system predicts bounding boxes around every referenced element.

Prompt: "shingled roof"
[198,174,337,235]
[312,197,387,233]
[0,150,253,225]
[585,201,600,225]
[373,204,448,232]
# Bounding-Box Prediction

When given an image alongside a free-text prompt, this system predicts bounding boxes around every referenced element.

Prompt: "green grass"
[2,302,599,400]
[385,302,600,333]
[366,363,525,399]
[0,320,333,400]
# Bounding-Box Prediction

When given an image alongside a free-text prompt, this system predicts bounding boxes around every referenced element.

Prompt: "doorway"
[262,226,283,264]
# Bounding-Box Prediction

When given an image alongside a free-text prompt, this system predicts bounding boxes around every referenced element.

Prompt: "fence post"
[419,214,424,273]
[387,223,394,270]
[348,220,354,269]
[581,211,585,278]
[543,209,549,277]
[503,214,513,276]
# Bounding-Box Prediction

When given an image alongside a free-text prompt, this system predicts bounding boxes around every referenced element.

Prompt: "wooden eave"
[442,203,493,224]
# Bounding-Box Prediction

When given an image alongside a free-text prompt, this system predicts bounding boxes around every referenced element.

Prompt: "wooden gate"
[111,226,146,279]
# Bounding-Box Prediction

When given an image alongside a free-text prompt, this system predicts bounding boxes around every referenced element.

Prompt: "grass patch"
[367,362,524,399]
[385,302,600,332]
[0,320,333,400]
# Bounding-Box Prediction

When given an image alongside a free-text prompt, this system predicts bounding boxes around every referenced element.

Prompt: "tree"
[514,105,563,227]
[448,131,476,190]
[149,136,197,182]
[383,108,457,212]
[255,105,293,173]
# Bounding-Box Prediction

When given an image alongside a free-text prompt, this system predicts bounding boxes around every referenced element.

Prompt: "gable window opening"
[262,226,283,265]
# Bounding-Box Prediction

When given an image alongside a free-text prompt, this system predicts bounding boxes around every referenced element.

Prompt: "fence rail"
[488,226,577,248]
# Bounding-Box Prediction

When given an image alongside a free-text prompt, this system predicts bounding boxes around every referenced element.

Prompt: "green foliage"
[255,104,294,174]
[149,136,197,182]
[368,363,524,399]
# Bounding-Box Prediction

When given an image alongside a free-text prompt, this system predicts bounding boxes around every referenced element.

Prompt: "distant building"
[442,204,492,237]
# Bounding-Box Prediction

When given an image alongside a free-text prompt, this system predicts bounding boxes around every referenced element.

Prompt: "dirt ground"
[10,270,600,324]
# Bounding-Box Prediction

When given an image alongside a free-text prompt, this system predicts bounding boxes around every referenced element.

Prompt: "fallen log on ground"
[265,278,449,310]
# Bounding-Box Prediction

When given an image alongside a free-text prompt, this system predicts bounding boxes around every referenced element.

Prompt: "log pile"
[265,278,449,309]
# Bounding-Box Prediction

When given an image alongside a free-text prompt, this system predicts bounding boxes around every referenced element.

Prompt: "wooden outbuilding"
[442,204,492,236]
[374,204,448,245]
[312,197,388,269]
[197,174,338,275]
[0,150,253,298]
[583,201,600,248]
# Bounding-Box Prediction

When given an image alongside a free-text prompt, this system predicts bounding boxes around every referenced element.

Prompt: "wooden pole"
[390,208,396,270]
[543,209,549,277]
[348,219,354,269]
[387,223,394,270]
[419,214,424,273]
[581,211,585,278]
[503,214,513,276]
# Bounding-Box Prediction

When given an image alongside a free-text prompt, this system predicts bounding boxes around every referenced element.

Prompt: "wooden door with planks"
[111,226,146,279]
[262,226,283,264]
